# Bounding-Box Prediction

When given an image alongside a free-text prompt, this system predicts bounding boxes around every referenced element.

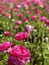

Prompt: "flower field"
[0,0,49,65]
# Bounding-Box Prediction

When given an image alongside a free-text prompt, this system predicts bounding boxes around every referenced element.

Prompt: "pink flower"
[23,4,29,9]
[26,24,34,33]
[2,0,16,4]
[2,4,7,9]
[14,8,18,12]
[5,13,11,18]
[8,56,24,65]
[2,10,5,15]
[17,13,23,18]
[7,7,12,12]
[8,46,31,64]
[36,10,43,15]
[16,4,22,8]
[39,16,47,22]
[2,0,26,5]
[16,20,22,25]
[46,20,49,26]
[0,8,3,13]
[31,15,37,21]
[32,0,46,7]
[14,32,29,40]
[14,25,19,29]
[44,4,49,13]
[4,31,11,36]
[23,17,28,23]
[0,42,11,52]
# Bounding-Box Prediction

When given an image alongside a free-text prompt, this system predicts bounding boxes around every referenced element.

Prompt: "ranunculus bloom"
[8,46,31,64]
[46,20,49,26]
[31,15,37,21]
[5,13,11,18]
[4,31,11,36]
[1,4,7,9]
[14,32,29,40]
[23,17,28,23]
[39,16,47,22]
[36,10,43,15]
[16,20,22,25]
[8,56,24,65]
[0,42,11,52]
[14,25,19,29]
[26,24,34,33]
[0,8,3,13]
[16,13,23,18]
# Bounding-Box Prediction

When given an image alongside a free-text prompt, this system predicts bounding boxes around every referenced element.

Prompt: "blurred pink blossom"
[26,24,34,33]
[4,31,11,36]
[0,42,11,52]
[8,46,31,64]
[31,15,37,21]
[46,20,49,26]
[8,56,24,65]
[14,32,29,40]
[16,20,22,25]
[39,16,47,22]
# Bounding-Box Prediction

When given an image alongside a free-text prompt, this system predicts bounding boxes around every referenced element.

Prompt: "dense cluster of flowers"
[0,42,31,65]
[0,0,49,65]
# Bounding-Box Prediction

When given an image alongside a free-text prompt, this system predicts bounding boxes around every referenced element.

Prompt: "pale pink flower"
[16,20,22,25]
[14,25,19,29]
[5,13,11,18]
[26,24,34,33]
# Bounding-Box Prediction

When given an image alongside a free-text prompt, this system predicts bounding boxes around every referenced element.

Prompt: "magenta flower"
[4,31,11,36]
[39,16,47,22]
[0,42,11,52]
[46,20,49,26]
[0,8,3,13]
[8,56,24,65]
[31,15,37,21]
[8,46,31,64]
[14,32,29,40]
[16,20,22,25]
[23,17,28,23]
